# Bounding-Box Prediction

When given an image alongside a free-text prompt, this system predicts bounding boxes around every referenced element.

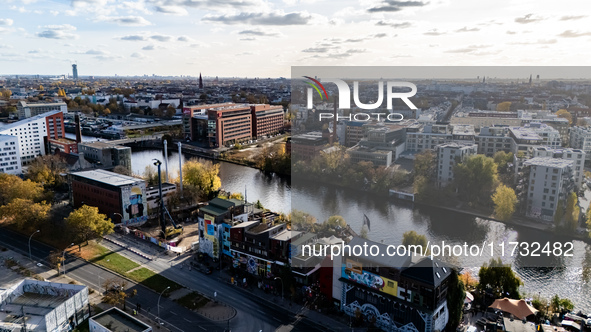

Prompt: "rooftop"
[79,141,128,150]
[509,127,542,141]
[91,307,151,332]
[524,157,574,168]
[0,110,63,132]
[71,169,145,187]
[0,279,88,331]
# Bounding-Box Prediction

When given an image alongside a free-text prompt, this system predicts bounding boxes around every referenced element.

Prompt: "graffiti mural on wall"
[122,184,148,226]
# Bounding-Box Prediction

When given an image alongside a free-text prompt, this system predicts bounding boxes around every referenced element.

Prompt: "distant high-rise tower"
[529,74,532,85]
[199,73,203,89]
[72,64,78,80]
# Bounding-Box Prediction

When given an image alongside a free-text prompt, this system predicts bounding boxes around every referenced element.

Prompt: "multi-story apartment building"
[17,100,67,119]
[405,124,475,153]
[341,237,451,332]
[0,134,21,174]
[530,147,585,190]
[475,127,512,157]
[198,197,251,259]
[523,157,575,221]
[0,110,65,167]
[406,124,452,153]
[527,122,561,149]
[250,104,284,139]
[508,126,543,158]
[569,126,591,161]
[436,143,478,188]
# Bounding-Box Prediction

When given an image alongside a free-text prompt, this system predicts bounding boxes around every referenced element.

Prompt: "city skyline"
[0,0,590,77]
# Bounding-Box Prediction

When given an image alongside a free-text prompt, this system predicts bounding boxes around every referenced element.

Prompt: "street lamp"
[157,286,171,324]
[62,243,74,275]
[274,277,284,300]
[153,159,165,239]
[28,230,40,261]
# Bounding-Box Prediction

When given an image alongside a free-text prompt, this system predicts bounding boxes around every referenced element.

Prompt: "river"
[126,147,591,312]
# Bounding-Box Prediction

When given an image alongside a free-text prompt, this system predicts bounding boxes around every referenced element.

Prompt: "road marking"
[227,296,237,301]
[273,317,282,322]
[184,318,191,322]
[257,309,267,315]
[199,326,206,330]
[170,311,178,316]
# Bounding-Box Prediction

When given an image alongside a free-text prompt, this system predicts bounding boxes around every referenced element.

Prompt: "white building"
[526,122,561,149]
[569,126,591,161]
[0,135,21,175]
[523,157,575,221]
[17,100,67,119]
[0,279,89,331]
[436,143,478,187]
[0,110,65,167]
[475,127,513,157]
[530,147,585,190]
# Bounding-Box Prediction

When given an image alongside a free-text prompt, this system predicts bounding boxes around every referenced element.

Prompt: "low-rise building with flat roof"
[0,278,89,331]
[78,141,132,172]
[89,307,152,332]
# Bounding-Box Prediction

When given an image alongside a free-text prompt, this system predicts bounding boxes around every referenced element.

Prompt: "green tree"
[402,231,428,254]
[66,205,114,244]
[182,159,221,198]
[478,258,521,299]
[27,154,68,188]
[0,173,46,205]
[492,185,518,221]
[290,209,316,231]
[454,154,498,204]
[102,278,137,310]
[496,101,512,112]
[563,192,579,231]
[556,109,573,125]
[143,165,159,186]
[447,269,466,329]
[555,200,565,227]
[0,198,50,229]
[413,150,436,179]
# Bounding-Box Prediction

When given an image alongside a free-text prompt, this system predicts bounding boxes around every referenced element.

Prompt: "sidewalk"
[0,246,172,332]
[103,232,361,331]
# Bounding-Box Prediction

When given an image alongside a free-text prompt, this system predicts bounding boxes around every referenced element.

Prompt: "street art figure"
[126,186,145,220]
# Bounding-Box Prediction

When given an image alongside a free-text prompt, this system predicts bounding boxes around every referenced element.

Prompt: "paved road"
[100,237,337,332]
[0,228,335,332]
[0,228,223,332]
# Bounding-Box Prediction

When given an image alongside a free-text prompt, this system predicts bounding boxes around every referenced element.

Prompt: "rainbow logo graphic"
[303,76,328,100]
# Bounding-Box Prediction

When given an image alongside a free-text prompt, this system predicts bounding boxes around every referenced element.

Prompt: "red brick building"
[207,105,252,147]
[49,138,78,154]
[250,105,284,139]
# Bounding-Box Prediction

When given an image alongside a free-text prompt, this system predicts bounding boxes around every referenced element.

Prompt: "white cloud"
[0,19,14,26]
[96,15,152,26]
[36,24,78,39]
[154,5,188,15]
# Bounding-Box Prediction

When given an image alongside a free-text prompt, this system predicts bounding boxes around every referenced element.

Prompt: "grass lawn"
[126,268,183,294]
[175,292,210,310]
[74,242,139,275]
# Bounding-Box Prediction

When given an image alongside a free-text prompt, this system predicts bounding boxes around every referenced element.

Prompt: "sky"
[0,0,590,78]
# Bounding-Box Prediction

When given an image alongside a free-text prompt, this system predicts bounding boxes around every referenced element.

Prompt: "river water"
[126,148,591,312]
[18,128,586,312]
